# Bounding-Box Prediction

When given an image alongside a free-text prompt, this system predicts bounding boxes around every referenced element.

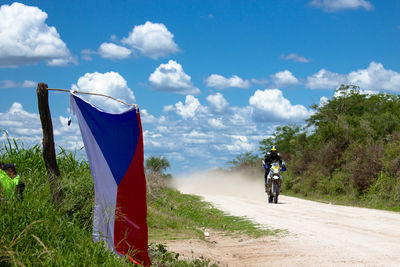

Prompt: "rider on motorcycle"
[263,145,286,192]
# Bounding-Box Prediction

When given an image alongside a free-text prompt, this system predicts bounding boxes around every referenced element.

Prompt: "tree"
[259,125,301,159]
[145,156,170,175]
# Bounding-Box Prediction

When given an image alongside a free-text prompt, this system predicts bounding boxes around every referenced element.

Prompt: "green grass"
[0,140,276,266]
[148,187,277,241]
[0,141,131,266]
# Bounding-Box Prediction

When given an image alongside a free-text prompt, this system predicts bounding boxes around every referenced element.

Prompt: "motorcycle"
[263,160,286,204]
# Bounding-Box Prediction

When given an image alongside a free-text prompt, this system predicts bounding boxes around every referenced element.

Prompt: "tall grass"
[0,141,131,266]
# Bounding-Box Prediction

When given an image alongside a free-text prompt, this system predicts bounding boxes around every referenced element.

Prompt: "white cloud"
[140,89,313,174]
[309,0,374,12]
[208,118,226,129]
[272,70,300,87]
[206,93,229,113]
[249,89,312,122]
[280,54,311,63]
[122,21,179,59]
[98,42,131,59]
[0,2,72,67]
[182,130,211,144]
[319,96,329,107]
[205,74,251,89]
[219,135,255,152]
[149,60,200,94]
[71,72,136,113]
[140,109,158,124]
[347,62,400,91]
[307,62,400,91]
[306,69,345,89]
[163,105,175,113]
[0,102,84,151]
[0,80,36,88]
[0,102,41,144]
[175,95,201,119]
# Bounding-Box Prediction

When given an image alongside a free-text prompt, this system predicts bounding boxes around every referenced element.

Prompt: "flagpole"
[37,83,63,207]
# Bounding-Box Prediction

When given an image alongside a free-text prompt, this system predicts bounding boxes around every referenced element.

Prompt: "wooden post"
[37,83,63,207]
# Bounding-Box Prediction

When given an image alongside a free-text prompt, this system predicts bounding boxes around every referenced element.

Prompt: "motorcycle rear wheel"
[273,183,279,204]
[268,195,273,203]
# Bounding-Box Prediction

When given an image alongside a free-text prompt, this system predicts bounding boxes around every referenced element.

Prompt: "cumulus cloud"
[280,53,311,63]
[306,69,345,89]
[98,43,131,59]
[219,135,255,152]
[122,21,179,59]
[249,89,312,122]
[347,62,400,91]
[306,62,400,91]
[309,0,374,12]
[272,70,300,87]
[0,102,83,151]
[174,95,201,119]
[139,89,314,173]
[205,74,251,89]
[149,60,200,94]
[206,93,229,113]
[0,80,36,88]
[319,96,329,107]
[71,72,136,113]
[0,102,42,144]
[0,2,72,67]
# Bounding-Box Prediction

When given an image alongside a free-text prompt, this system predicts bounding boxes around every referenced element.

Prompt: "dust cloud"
[172,170,267,201]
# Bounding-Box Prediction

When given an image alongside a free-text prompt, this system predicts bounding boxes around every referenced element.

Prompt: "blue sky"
[0,0,399,175]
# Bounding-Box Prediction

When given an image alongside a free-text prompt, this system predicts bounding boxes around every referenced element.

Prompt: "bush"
[345,143,383,193]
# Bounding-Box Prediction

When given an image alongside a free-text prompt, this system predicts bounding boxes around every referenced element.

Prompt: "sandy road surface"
[167,173,400,266]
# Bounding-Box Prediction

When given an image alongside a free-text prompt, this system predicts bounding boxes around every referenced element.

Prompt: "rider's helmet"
[270,145,278,156]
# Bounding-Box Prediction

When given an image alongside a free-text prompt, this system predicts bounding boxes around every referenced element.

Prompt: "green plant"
[145,156,170,176]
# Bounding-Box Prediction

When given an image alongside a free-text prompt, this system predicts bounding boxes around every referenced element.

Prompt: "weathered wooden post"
[37,83,63,206]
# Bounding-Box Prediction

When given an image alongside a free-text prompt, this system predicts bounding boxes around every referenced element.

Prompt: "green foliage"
[145,156,170,175]
[259,125,301,159]
[258,84,400,210]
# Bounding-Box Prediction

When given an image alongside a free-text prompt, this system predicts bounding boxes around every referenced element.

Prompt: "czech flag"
[71,93,151,265]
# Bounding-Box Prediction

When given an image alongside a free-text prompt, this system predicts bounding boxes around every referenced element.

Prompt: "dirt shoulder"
[163,231,306,267]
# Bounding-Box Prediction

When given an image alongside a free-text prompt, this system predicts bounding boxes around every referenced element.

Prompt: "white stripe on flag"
[71,96,118,250]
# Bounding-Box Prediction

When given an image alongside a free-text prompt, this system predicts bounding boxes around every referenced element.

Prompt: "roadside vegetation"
[237,85,400,211]
[0,140,274,266]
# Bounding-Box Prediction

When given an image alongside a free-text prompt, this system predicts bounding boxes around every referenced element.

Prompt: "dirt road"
[168,172,400,266]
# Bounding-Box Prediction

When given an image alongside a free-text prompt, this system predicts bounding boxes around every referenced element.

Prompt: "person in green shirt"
[1,163,25,200]
[0,167,14,200]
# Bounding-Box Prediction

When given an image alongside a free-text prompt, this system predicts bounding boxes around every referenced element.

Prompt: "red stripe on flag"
[114,112,151,266]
